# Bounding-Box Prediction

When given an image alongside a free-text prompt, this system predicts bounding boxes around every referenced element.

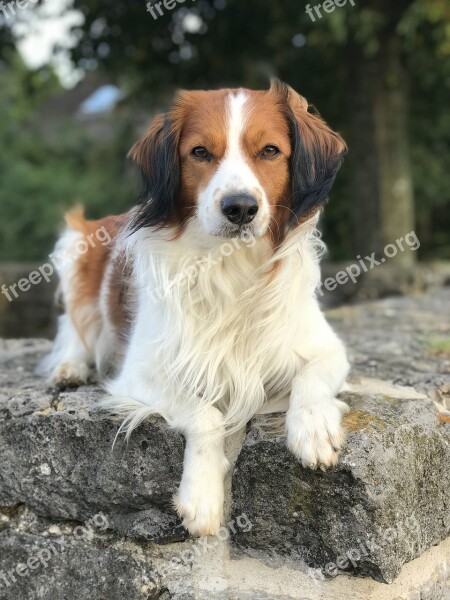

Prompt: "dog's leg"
[39,312,94,386]
[38,221,106,386]
[172,406,228,537]
[286,306,350,470]
[108,308,228,537]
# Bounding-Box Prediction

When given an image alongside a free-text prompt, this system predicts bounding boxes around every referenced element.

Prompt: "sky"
[79,85,122,114]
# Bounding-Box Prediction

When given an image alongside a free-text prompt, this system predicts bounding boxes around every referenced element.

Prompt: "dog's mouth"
[217,223,258,240]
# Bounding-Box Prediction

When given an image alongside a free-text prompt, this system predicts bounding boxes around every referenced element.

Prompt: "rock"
[231,289,450,583]
[0,504,165,600]
[327,287,450,394]
[231,392,450,583]
[0,340,187,545]
[0,530,161,600]
[1,290,450,598]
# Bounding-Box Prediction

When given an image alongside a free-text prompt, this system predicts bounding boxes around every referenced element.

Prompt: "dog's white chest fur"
[117,219,324,432]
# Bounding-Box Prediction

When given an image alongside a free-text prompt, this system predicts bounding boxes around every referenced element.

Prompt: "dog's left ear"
[271,80,347,220]
[128,112,181,232]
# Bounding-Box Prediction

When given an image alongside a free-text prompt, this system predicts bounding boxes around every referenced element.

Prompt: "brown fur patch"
[241,90,293,248]
[64,207,126,344]
[173,89,229,218]
[105,250,134,343]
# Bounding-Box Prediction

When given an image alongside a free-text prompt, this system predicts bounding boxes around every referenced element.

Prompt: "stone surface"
[0,289,450,598]
[0,532,160,600]
[328,287,450,395]
[232,288,450,583]
[0,505,163,600]
[231,393,450,583]
[0,339,187,545]
[2,507,450,600]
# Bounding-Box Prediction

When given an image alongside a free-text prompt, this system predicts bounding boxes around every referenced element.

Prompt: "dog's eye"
[260,145,280,159]
[191,146,210,160]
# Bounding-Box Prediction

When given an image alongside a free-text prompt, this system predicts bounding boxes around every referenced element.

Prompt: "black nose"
[221,194,259,225]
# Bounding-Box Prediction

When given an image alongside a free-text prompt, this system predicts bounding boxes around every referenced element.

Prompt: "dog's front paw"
[174,478,224,537]
[286,399,348,470]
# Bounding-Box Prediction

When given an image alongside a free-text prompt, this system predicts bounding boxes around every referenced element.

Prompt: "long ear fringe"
[288,109,347,219]
[270,79,347,220]
[128,114,181,233]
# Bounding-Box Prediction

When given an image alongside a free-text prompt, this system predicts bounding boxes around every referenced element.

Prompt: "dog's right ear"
[270,79,347,222]
[129,113,181,231]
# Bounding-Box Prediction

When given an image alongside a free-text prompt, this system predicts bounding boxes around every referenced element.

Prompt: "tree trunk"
[375,37,415,265]
[347,35,416,266]
[347,52,382,259]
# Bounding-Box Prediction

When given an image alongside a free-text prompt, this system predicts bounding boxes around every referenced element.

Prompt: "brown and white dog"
[40,81,350,536]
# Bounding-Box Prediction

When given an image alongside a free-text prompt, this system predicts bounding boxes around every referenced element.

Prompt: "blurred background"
[0,0,449,337]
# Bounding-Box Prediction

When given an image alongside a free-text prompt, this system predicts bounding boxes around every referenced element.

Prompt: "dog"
[39,80,350,537]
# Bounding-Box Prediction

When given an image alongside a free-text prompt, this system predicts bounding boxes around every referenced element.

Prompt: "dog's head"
[130,81,346,245]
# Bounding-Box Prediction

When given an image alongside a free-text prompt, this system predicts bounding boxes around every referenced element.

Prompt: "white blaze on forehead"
[225,91,250,158]
[213,90,262,192]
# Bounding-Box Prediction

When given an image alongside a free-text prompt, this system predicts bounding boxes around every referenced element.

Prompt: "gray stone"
[0,502,163,600]
[231,392,450,583]
[0,340,187,544]
[0,290,450,597]
[0,531,161,600]
[328,287,450,394]
[232,289,450,584]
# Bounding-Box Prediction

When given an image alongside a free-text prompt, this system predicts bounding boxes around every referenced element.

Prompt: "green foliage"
[0,0,449,260]
[0,53,134,260]
[66,0,450,259]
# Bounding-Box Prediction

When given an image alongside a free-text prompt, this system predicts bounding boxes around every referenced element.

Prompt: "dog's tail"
[64,204,90,233]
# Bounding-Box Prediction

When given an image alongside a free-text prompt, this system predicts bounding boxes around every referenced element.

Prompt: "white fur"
[104,213,349,533]
[46,215,349,534]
